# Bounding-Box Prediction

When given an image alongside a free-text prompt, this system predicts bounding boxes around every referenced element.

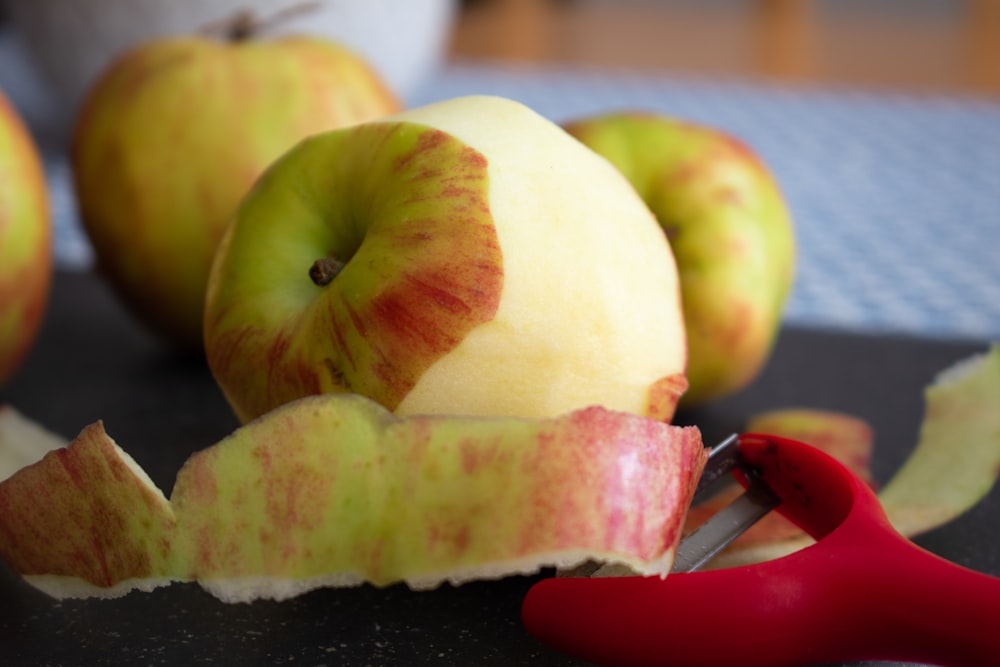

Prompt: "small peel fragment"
[0,394,706,602]
[0,422,178,597]
[743,408,876,487]
[684,408,875,552]
[0,404,68,482]
[705,344,1000,569]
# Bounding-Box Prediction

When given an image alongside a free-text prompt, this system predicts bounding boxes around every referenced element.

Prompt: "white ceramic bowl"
[3,0,457,141]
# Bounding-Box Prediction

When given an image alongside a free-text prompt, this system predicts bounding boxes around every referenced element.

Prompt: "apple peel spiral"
[0,394,706,603]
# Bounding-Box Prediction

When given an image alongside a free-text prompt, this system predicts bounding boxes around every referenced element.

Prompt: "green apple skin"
[564,113,795,406]
[0,394,706,601]
[0,88,51,385]
[72,35,401,350]
[205,95,689,425]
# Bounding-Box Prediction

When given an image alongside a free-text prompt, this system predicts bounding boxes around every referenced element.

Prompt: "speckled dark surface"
[1,271,995,666]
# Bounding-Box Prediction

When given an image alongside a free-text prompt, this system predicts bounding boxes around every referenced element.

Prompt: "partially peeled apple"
[204,95,689,424]
[0,394,706,602]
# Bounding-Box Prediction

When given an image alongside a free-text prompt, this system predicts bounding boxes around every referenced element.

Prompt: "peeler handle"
[522,540,1000,667]
[522,435,1000,667]
[823,521,1000,666]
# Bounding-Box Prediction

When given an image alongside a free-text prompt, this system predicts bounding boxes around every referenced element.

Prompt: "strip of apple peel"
[707,343,1000,569]
[0,404,68,482]
[0,394,707,602]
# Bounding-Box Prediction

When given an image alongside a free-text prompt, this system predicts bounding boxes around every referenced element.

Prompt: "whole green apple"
[0,88,51,385]
[564,113,795,406]
[0,393,706,600]
[204,95,689,424]
[72,34,401,349]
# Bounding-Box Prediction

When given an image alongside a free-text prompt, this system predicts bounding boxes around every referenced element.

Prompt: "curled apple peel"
[0,394,706,602]
[703,344,1000,568]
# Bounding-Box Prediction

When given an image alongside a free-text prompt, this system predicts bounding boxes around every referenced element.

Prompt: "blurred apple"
[204,95,689,424]
[72,30,402,349]
[0,88,51,386]
[564,113,795,406]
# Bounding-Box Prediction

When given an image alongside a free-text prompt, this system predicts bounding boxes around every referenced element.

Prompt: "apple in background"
[72,29,402,350]
[564,113,795,406]
[0,88,51,386]
[0,393,707,601]
[204,95,689,425]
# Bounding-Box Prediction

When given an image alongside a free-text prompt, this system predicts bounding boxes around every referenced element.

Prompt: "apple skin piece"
[564,113,795,406]
[172,395,706,602]
[72,35,401,349]
[0,87,52,386]
[0,394,706,602]
[0,421,178,598]
[204,95,688,425]
[878,343,1000,537]
[745,408,875,487]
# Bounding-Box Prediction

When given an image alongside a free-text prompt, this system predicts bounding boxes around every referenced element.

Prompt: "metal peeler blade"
[580,434,782,578]
[670,434,782,573]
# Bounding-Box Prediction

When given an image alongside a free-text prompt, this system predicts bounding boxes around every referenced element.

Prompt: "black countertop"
[1,271,996,666]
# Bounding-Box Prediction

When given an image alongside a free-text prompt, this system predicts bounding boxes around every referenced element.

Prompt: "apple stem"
[200,2,323,42]
[309,257,345,287]
[226,11,258,41]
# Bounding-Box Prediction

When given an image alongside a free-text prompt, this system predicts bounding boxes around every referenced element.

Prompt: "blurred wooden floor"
[450,0,1000,96]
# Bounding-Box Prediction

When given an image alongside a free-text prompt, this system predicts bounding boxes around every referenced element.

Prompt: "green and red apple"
[563,113,795,406]
[72,32,402,349]
[0,394,707,601]
[204,95,689,424]
[0,88,52,386]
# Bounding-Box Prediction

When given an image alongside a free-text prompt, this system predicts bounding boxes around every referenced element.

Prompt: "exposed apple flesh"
[205,95,688,425]
[0,394,706,601]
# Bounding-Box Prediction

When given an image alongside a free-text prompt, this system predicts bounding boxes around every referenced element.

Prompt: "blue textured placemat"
[36,61,1000,342]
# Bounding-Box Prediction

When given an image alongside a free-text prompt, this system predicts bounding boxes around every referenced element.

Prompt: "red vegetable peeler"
[521,433,1000,667]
